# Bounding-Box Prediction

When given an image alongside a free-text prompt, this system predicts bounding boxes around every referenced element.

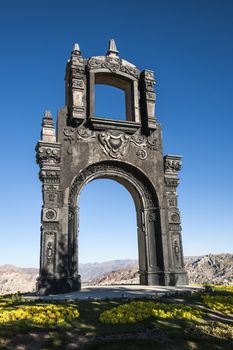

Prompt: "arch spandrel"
[36,40,188,295]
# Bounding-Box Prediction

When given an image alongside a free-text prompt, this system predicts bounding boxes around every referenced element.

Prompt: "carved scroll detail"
[88,57,140,78]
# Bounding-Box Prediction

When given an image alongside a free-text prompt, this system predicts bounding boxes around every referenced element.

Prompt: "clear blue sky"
[0,0,232,267]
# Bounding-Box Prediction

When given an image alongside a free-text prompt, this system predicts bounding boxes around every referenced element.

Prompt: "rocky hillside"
[0,254,232,294]
[0,265,38,295]
[88,254,233,286]
[185,253,233,284]
[80,259,138,282]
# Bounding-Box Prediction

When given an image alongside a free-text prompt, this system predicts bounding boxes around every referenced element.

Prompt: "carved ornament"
[99,130,130,159]
[88,57,140,78]
[136,149,147,160]
[44,209,57,221]
[169,212,180,224]
[165,159,182,172]
[164,178,179,188]
[37,146,61,165]
[148,212,156,222]
[43,223,58,230]
[77,127,96,141]
[40,170,60,184]
[173,239,180,260]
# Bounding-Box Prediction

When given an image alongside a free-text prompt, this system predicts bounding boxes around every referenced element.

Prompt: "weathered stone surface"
[36,40,188,295]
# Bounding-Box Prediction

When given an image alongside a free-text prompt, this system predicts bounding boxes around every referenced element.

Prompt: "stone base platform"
[28,284,204,301]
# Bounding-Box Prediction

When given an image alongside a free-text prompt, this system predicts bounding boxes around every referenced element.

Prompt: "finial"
[106,39,119,57]
[44,110,52,119]
[72,43,81,55]
[42,110,54,127]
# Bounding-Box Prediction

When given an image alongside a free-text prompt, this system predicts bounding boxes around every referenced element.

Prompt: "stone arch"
[67,161,164,287]
[36,40,188,295]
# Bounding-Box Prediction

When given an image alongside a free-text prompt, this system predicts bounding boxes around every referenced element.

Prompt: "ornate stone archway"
[36,40,188,295]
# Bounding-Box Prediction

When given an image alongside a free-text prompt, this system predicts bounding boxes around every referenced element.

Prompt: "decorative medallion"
[99,130,130,159]
[170,212,180,223]
[45,209,57,221]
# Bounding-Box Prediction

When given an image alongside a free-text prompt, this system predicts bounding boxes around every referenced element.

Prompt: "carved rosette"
[169,212,180,224]
[99,130,130,159]
[43,208,58,222]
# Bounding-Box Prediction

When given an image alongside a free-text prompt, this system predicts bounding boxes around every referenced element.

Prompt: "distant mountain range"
[0,254,232,295]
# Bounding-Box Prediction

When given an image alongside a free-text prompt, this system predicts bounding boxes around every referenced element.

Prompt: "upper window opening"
[94,84,126,120]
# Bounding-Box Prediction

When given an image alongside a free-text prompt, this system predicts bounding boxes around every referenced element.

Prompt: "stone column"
[164,155,188,285]
[36,111,62,294]
[65,44,86,124]
[140,69,157,129]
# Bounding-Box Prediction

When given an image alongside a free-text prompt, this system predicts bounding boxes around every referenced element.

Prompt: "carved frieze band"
[63,126,157,160]
[69,163,155,209]
[36,146,61,165]
[164,177,180,188]
[39,170,60,184]
[87,57,140,79]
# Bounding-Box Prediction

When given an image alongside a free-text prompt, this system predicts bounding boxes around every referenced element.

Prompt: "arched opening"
[95,85,126,120]
[78,179,139,284]
[68,161,164,288]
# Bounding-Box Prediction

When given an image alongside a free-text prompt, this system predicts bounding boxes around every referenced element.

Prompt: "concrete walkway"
[31,284,204,301]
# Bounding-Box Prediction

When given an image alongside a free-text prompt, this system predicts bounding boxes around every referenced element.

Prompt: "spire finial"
[106,39,119,57]
[42,110,54,127]
[72,43,81,55]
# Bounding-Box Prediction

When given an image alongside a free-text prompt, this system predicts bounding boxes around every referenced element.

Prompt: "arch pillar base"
[37,275,81,296]
[164,271,188,286]
[140,271,165,285]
